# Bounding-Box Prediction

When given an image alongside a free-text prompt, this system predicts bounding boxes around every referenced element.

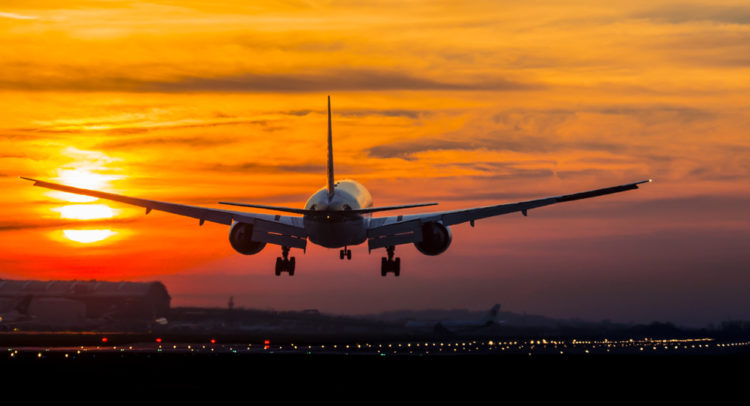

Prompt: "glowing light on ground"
[52,204,119,220]
[62,229,117,244]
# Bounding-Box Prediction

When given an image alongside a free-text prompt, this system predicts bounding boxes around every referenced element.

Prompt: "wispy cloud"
[0,11,37,20]
[632,4,750,24]
[0,69,539,93]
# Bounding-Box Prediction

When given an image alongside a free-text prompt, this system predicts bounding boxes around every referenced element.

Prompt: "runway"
[4,336,749,358]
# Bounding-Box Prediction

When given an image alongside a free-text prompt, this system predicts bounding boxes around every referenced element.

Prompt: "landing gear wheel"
[340,248,352,260]
[380,247,401,276]
[275,258,282,276]
[274,246,295,276]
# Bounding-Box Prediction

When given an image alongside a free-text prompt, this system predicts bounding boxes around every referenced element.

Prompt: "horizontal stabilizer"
[219,201,438,215]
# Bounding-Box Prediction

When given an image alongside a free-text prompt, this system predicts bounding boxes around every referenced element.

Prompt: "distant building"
[0,279,170,327]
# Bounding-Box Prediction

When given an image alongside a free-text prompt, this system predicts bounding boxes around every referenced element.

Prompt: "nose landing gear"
[339,247,352,260]
[275,246,295,276]
[381,245,400,277]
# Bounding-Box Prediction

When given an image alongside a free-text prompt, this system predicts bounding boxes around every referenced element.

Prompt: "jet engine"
[229,222,266,255]
[414,222,452,256]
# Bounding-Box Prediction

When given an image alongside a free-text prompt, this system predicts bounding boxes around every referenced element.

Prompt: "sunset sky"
[1,0,748,326]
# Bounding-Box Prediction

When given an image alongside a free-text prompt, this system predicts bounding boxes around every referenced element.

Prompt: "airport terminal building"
[0,279,170,328]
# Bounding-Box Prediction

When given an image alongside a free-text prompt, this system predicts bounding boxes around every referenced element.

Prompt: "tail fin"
[480,304,501,325]
[327,95,335,201]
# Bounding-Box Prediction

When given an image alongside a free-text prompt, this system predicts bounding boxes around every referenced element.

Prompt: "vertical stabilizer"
[481,304,501,325]
[327,95,335,200]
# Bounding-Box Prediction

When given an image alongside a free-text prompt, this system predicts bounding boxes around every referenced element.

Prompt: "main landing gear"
[275,246,295,276]
[339,247,352,260]
[381,245,400,277]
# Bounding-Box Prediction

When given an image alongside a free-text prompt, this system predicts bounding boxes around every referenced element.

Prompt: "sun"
[61,229,118,244]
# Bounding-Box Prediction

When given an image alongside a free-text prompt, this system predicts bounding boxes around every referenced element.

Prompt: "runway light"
[156,338,162,343]
[101,337,108,343]
[210,339,216,344]
[264,340,270,345]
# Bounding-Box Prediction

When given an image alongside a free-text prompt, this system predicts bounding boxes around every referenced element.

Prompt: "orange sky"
[1,1,749,325]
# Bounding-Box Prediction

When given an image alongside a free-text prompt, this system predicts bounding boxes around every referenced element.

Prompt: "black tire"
[381,258,388,276]
[289,257,296,276]
[339,250,344,260]
[346,250,352,260]
[275,258,282,276]
[394,258,401,277]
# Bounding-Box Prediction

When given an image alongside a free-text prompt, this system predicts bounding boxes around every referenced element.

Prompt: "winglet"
[327,95,335,201]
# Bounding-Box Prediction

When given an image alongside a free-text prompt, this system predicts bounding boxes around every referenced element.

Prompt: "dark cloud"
[0,68,539,93]
[433,161,556,181]
[0,216,140,232]
[0,153,29,159]
[554,168,617,180]
[284,110,314,116]
[96,135,237,150]
[279,109,425,119]
[180,192,314,206]
[632,4,750,24]
[204,161,325,175]
[151,70,537,93]
[416,191,548,203]
[367,133,624,159]
[339,109,425,119]
[595,105,714,122]
[438,160,558,172]
[16,119,271,136]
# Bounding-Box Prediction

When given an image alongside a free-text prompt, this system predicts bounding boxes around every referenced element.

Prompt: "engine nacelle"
[414,222,452,256]
[229,222,266,255]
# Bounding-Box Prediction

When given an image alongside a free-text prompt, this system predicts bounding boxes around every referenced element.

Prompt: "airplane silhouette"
[22,96,651,276]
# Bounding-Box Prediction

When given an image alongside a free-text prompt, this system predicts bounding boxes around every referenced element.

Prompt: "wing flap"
[367,219,422,250]
[252,228,307,249]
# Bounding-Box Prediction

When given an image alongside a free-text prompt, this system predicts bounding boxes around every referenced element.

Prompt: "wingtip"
[20,176,38,183]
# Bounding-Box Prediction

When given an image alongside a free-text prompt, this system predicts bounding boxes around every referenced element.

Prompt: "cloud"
[204,161,325,175]
[0,216,140,232]
[0,68,539,93]
[280,108,426,119]
[367,105,716,159]
[0,11,37,20]
[632,4,750,24]
[96,135,237,150]
[367,133,624,159]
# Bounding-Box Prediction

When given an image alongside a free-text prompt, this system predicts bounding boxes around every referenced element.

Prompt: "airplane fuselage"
[303,179,373,248]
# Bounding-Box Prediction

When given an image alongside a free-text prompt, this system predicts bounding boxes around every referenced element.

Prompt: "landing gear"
[275,246,295,276]
[380,245,400,277]
[339,247,352,260]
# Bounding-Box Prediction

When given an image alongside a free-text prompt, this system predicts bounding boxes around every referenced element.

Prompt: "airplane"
[404,304,503,334]
[22,96,651,277]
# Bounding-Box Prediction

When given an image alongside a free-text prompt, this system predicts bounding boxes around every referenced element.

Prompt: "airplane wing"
[20,177,308,249]
[367,179,651,250]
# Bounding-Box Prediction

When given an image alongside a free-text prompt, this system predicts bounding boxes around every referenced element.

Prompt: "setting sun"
[51,204,119,220]
[61,229,117,244]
